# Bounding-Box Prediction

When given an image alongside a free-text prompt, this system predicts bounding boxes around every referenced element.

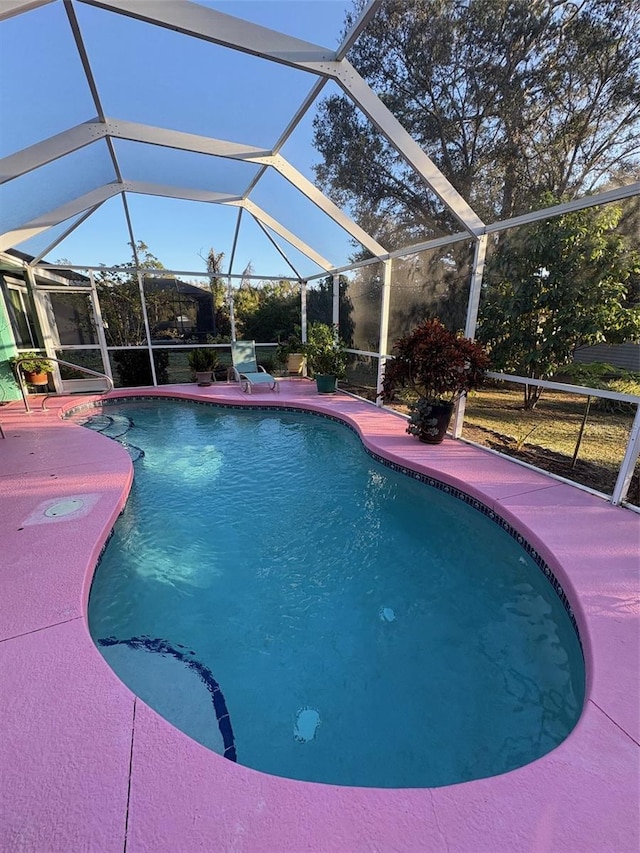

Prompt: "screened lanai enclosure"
[1,0,639,505]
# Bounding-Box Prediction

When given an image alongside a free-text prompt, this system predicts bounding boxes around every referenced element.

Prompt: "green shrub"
[187,348,219,372]
[596,376,640,414]
[560,362,619,385]
[306,323,347,377]
[113,350,168,387]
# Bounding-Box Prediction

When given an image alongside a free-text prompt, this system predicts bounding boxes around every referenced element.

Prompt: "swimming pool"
[86,399,585,789]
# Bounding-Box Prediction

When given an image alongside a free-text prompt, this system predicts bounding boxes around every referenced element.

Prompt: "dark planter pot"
[409,400,454,444]
[315,374,337,394]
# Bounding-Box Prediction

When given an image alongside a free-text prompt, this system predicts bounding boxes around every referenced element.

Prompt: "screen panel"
[0,141,117,235]
[0,2,97,157]
[113,140,261,196]
[74,2,319,149]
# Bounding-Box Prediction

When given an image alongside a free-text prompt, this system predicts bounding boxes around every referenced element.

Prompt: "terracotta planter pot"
[23,370,49,386]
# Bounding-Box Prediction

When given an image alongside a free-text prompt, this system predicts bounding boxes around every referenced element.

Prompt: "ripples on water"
[87,401,585,788]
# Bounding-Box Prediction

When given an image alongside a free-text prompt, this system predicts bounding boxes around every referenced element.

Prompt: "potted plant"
[382,318,489,444]
[306,322,347,394]
[275,329,307,376]
[187,347,219,386]
[11,352,55,386]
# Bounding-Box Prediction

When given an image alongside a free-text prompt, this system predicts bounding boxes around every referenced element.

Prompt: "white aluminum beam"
[271,0,383,151]
[104,119,273,162]
[136,271,158,386]
[453,234,488,438]
[484,182,640,234]
[250,215,302,280]
[0,180,243,252]
[0,120,272,184]
[334,62,485,236]
[486,371,640,404]
[79,0,337,70]
[233,200,333,271]
[0,184,123,250]
[388,231,472,260]
[305,232,473,280]
[227,207,243,277]
[0,0,54,21]
[122,181,241,204]
[271,79,327,157]
[271,155,386,258]
[464,234,488,340]
[88,272,114,382]
[31,203,105,264]
[0,120,104,183]
[300,282,308,344]
[336,0,382,60]
[64,0,105,121]
[37,264,293,282]
[376,258,393,405]
[612,406,640,506]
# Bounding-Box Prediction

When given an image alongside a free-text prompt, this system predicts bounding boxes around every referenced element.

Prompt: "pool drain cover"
[44,498,84,518]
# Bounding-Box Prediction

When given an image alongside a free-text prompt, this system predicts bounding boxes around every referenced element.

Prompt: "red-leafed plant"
[382,319,490,405]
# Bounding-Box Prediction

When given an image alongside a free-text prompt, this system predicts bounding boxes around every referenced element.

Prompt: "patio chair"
[230,341,279,394]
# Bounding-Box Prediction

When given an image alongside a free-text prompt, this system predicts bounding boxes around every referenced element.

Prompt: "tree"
[477,199,640,407]
[313,0,640,245]
[201,248,228,336]
[94,241,170,385]
[307,275,354,345]
[234,279,301,341]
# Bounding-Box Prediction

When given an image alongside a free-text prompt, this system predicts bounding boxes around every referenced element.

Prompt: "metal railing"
[14,356,113,414]
[455,371,640,507]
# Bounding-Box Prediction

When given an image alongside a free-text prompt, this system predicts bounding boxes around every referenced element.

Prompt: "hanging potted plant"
[187,347,219,386]
[11,352,55,386]
[305,322,347,394]
[382,319,489,444]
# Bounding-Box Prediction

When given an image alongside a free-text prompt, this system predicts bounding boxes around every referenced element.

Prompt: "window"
[4,280,36,348]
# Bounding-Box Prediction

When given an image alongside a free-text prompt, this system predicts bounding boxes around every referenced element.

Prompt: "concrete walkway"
[0,380,638,852]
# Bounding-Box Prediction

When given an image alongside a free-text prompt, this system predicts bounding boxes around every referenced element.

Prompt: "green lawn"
[462,386,638,503]
[463,386,633,468]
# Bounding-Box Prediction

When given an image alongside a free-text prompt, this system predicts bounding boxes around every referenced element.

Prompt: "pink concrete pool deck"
[0,379,638,852]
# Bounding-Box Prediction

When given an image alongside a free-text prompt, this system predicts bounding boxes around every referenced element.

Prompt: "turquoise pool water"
[86,400,585,788]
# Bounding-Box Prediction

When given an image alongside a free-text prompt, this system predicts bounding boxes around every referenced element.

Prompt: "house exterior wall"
[574,342,640,372]
[0,293,21,401]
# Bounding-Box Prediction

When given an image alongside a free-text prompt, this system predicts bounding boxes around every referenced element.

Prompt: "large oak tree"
[313,0,640,244]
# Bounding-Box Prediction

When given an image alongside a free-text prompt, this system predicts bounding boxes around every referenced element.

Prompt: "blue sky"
[0,0,361,279]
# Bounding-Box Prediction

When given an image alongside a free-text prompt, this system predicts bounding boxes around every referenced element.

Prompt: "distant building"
[574,342,640,373]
